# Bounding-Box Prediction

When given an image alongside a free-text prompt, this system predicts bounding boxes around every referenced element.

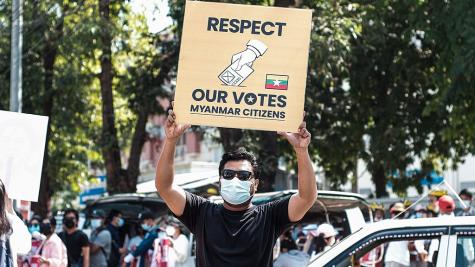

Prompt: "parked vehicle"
[308,216,475,267]
[83,193,169,223]
[210,190,373,238]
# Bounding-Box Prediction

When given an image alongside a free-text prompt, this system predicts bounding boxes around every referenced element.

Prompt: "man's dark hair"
[218,148,260,179]
[139,211,155,221]
[107,209,121,223]
[460,189,473,199]
[49,216,57,227]
[64,208,79,221]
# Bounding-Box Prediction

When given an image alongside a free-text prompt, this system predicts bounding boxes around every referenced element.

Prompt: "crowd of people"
[0,176,194,267]
[2,174,474,267]
[272,188,475,267]
[19,209,195,267]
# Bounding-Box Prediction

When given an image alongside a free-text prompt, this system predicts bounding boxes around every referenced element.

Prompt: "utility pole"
[10,0,23,113]
[10,0,24,218]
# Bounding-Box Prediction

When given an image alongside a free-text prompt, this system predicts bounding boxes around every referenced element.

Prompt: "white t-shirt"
[6,212,32,267]
[170,234,191,267]
[384,240,409,266]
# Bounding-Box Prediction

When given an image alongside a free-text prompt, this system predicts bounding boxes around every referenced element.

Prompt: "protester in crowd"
[89,210,111,267]
[273,247,310,267]
[425,204,437,218]
[0,179,31,267]
[106,210,125,267]
[292,225,303,241]
[371,203,385,222]
[457,189,475,267]
[457,189,475,216]
[155,109,315,266]
[123,212,158,267]
[295,232,307,251]
[124,224,145,267]
[427,195,456,266]
[303,223,338,258]
[21,216,44,266]
[28,216,42,234]
[59,209,89,267]
[438,195,456,217]
[427,189,447,215]
[36,216,68,267]
[384,203,410,267]
[152,219,192,267]
[411,206,430,267]
[280,230,297,253]
[412,205,428,219]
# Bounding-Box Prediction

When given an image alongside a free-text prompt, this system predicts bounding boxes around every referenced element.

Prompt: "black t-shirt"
[59,230,89,266]
[176,191,294,267]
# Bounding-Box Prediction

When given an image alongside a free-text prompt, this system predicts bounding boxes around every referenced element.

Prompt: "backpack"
[107,237,121,267]
[96,227,120,267]
[0,238,14,267]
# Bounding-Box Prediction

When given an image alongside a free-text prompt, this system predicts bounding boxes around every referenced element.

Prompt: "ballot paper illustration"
[219,39,268,86]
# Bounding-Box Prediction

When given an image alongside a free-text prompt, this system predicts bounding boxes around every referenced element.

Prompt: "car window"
[325,227,447,267]
[455,236,475,266]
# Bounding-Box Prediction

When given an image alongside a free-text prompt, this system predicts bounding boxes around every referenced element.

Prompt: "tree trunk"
[218,128,244,152]
[99,0,128,194]
[373,163,388,197]
[351,156,358,193]
[127,108,148,191]
[31,6,65,217]
[257,131,278,192]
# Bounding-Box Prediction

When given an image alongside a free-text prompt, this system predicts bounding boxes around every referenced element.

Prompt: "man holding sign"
[155,109,316,266]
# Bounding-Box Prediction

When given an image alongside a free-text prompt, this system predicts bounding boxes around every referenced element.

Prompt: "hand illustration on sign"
[219,39,268,86]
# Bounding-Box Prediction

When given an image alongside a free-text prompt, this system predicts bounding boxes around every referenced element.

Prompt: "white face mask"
[220,178,252,205]
[166,226,176,237]
[91,219,102,229]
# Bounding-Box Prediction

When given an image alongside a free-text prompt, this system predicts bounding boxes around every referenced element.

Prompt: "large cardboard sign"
[0,110,49,202]
[174,1,312,132]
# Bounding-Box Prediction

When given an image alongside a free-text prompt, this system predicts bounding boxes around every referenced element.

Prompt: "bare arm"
[82,246,90,267]
[155,108,190,216]
[90,243,101,254]
[279,119,317,222]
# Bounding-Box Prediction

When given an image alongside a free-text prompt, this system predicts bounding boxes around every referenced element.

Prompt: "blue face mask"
[117,218,124,227]
[91,219,102,229]
[141,224,152,231]
[29,224,40,233]
[220,178,253,205]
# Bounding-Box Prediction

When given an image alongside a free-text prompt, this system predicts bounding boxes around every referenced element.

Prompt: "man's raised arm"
[278,119,317,222]
[155,109,190,216]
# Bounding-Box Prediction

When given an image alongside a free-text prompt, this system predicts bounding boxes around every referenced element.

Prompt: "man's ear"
[253,179,259,192]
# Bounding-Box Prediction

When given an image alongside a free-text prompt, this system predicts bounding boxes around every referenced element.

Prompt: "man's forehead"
[223,160,252,170]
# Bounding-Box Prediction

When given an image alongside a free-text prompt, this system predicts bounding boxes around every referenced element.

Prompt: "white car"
[307,216,475,267]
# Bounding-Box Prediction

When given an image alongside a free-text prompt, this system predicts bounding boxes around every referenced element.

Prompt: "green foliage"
[1,0,475,202]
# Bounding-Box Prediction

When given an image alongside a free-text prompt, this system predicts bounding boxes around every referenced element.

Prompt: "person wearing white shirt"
[384,203,410,267]
[1,179,31,267]
[165,222,193,267]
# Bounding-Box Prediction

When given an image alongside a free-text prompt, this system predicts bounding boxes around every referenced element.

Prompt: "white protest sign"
[0,110,49,202]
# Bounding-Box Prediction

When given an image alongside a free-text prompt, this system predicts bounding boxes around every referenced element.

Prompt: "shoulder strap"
[5,239,13,267]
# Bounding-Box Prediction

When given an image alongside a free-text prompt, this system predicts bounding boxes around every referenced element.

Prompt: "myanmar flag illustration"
[265,74,289,90]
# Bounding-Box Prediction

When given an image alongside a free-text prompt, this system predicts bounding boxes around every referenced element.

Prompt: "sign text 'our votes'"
[207,17,287,36]
[192,88,287,107]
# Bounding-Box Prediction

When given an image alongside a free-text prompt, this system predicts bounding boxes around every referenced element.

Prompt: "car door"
[311,226,451,267]
[445,225,475,267]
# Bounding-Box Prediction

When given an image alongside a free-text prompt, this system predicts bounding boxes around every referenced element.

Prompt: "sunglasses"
[221,169,253,181]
